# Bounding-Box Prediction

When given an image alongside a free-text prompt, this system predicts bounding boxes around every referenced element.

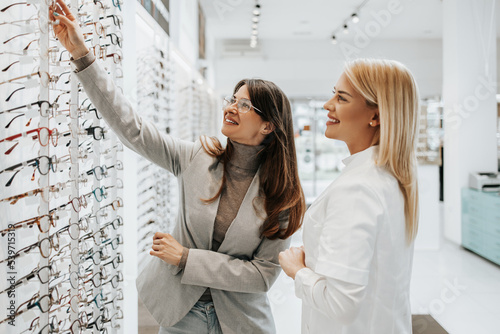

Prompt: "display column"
[121,0,139,331]
[442,0,497,243]
[91,3,102,333]
[68,0,81,330]
[38,2,50,332]
[107,3,121,332]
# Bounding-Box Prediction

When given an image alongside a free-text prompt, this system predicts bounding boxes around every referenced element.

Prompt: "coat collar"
[341,145,378,173]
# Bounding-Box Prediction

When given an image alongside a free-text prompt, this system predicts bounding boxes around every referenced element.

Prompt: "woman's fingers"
[54,13,74,29]
[52,3,64,16]
[49,5,89,59]
[150,250,160,257]
[55,0,73,19]
[153,232,170,240]
[152,244,161,251]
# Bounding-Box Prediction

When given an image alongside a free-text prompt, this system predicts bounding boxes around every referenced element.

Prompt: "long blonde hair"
[344,59,420,243]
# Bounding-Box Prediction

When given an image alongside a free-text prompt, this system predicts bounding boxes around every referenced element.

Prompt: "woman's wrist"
[178,247,189,268]
[71,46,90,60]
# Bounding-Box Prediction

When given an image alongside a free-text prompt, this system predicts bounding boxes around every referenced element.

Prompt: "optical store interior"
[0,0,499,333]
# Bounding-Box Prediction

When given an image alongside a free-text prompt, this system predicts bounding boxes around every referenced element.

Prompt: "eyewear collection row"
[135,48,176,256]
[1,0,124,333]
[134,48,221,257]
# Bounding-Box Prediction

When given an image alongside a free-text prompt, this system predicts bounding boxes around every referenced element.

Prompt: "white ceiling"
[201,0,500,99]
[200,0,500,41]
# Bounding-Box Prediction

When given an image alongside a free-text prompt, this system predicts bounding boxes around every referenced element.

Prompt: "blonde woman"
[279,59,419,334]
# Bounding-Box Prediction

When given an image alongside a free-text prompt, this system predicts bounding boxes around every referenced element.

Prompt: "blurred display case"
[292,99,348,203]
[417,99,443,165]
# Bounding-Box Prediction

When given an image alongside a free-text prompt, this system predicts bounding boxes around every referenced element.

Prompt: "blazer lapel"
[182,159,223,250]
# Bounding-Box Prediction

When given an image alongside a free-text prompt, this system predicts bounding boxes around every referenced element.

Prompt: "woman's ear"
[261,122,275,135]
[369,110,380,127]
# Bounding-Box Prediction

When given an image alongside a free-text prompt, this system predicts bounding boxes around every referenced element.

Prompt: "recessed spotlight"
[252,17,259,23]
[351,13,359,23]
[331,35,337,44]
[343,24,349,34]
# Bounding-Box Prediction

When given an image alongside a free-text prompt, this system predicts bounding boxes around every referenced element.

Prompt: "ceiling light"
[253,4,261,16]
[328,1,370,46]
[250,2,260,48]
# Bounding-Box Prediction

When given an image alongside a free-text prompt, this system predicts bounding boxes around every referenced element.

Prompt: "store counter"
[462,188,500,265]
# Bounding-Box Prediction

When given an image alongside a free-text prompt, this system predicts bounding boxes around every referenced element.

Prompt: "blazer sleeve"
[74,60,200,176]
[180,234,291,293]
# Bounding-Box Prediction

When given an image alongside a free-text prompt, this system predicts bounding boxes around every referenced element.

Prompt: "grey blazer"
[75,61,290,333]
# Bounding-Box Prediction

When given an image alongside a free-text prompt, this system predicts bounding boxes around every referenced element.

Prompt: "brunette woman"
[50,1,305,333]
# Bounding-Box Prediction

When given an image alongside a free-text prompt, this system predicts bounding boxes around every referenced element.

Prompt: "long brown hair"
[201,79,306,240]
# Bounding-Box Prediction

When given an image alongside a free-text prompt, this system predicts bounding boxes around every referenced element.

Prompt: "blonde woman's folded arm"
[295,269,367,324]
[295,182,383,323]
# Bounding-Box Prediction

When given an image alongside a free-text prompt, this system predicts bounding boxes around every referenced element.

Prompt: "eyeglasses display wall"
[0,0,125,333]
[179,80,219,143]
[135,45,178,268]
[134,43,220,270]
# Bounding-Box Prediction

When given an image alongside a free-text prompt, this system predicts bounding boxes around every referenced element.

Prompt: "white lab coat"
[295,146,414,334]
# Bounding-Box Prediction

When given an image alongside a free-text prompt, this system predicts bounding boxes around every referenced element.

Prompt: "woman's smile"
[224,115,239,125]
[326,115,340,126]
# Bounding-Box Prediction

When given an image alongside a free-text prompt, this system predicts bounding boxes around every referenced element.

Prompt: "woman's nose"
[323,98,334,111]
[226,103,238,114]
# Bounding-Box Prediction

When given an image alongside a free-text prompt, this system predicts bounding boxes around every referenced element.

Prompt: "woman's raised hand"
[49,0,89,59]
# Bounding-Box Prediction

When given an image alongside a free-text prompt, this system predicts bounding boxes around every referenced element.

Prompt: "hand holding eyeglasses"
[50,0,89,59]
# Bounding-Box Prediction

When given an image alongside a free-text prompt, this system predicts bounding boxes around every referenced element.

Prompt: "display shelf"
[0,1,125,332]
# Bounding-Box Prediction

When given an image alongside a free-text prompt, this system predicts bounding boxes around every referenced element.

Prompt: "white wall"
[214,38,443,99]
[498,39,500,93]
[415,165,441,250]
[170,0,199,68]
[442,0,498,244]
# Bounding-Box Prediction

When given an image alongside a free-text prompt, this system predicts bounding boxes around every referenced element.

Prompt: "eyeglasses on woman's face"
[223,96,263,115]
